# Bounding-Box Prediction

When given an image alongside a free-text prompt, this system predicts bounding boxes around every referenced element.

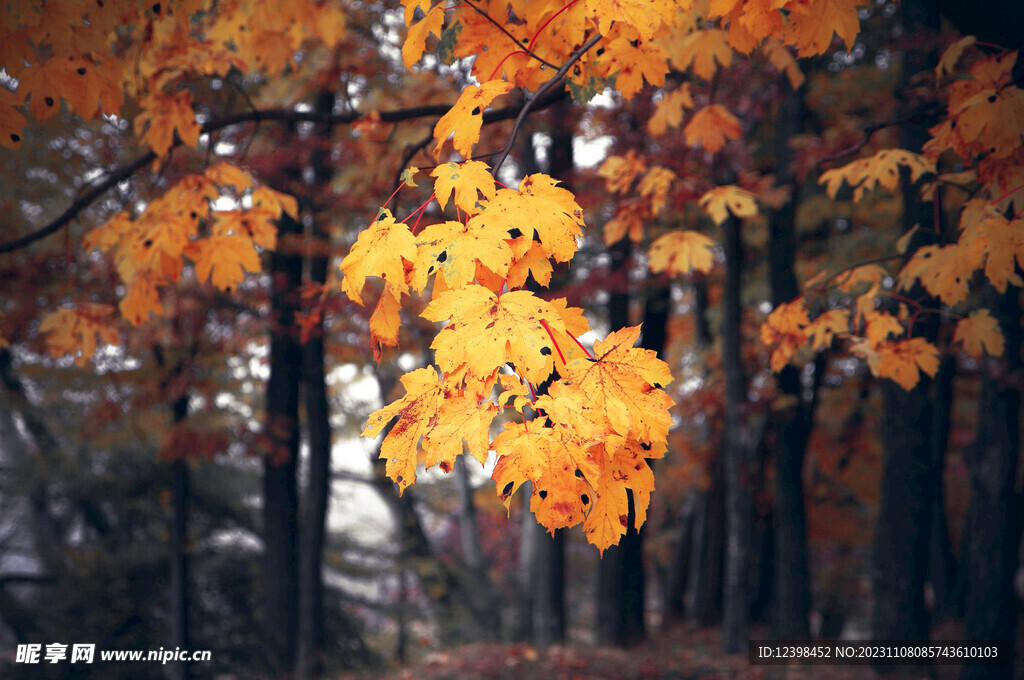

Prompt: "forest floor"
[336,624,1012,680]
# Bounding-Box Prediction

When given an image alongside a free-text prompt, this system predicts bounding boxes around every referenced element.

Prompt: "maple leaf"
[586,0,676,41]
[960,211,1024,292]
[433,81,513,160]
[863,311,903,346]
[120,273,164,326]
[421,285,568,384]
[898,244,972,306]
[187,234,261,291]
[134,89,202,157]
[820,149,935,202]
[583,440,656,552]
[873,337,941,390]
[648,84,694,136]
[764,38,804,89]
[403,4,445,68]
[369,284,403,361]
[699,185,759,224]
[786,0,865,57]
[649,230,717,277]
[38,304,119,367]
[760,300,810,371]
[604,203,645,245]
[470,173,584,262]
[684,105,742,154]
[412,219,512,291]
[953,310,1004,359]
[400,166,420,187]
[668,29,733,80]
[559,325,674,445]
[363,367,446,493]
[594,38,668,100]
[431,160,497,214]
[639,166,676,215]
[806,309,849,351]
[339,210,417,305]
[953,87,1024,160]
[598,151,647,194]
[506,242,554,288]
[0,88,27,149]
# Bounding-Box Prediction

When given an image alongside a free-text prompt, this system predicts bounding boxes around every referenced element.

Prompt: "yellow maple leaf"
[403,4,445,68]
[470,173,584,262]
[604,203,645,245]
[684,105,742,154]
[431,160,497,214]
[586,0,676,41]
[760,299,810,371]
[506,242,554,289]
[362,367,446,493]
[412,219,512,291]
[369,284,403,361]
[598,151,647,194]
[639,166,676,215]
[898,244,972,306]
[38,304,119,367]
[873,337,940,390]
[648,230,718,277]
[764,38,804,89]
[953,87,1024,160]
[669,29,733,80]
[120,273,164,326]
[433,81,513,160]
[134,89,202,157]
[699,185,759,224]
[863,311,903,346]
[593,38,668,99]
[339,209,417,305]
[421,285,568,384]
[187,234,261,292]
[786,0,865,57]
[806,309,849,351]
[960,211,1024,293]
[819,149,935,201]
[583,440,656,552]
[648,84,694,136]
[559,325,674,444]
[953,310,1004,359]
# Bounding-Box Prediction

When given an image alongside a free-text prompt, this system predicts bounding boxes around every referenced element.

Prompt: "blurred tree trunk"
[871,0,940,657]
[154,342,194,680]
[721,201,760,653]
[454,455,501,640]
[962,284,1021,680]
[662,281,724,627]
[928,356,958,622]
[769,76,813,640]
[264,209,302,677]
[296,90,335,680]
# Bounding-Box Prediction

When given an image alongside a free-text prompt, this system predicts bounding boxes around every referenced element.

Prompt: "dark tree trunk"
[928,356,958,622]
[871,0,942,661]
[721,205,760,653]
[961,285,1022,680]
[264,211,302,677]
[296,89,336,680]
[769,76,813,640]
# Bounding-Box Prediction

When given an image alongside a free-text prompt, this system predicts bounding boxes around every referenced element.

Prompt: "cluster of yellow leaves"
[342,161,674,551]
[401,0,849,163]
[79,162,296,329]
[759,45,1024,391]
[1,0,346,150]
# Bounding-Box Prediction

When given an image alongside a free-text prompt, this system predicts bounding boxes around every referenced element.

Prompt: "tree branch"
[815,105,942,169]
[0,92,565,254]
[490,31,603,177]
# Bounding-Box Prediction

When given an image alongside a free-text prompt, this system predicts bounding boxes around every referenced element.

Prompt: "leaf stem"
[539,318,567,365]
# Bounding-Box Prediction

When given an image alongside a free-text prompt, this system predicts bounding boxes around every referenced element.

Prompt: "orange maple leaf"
[684,105,742,154]
[433,81,513,160]
[953,310,1005,359]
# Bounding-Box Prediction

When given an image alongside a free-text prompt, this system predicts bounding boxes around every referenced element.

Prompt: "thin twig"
[816,106,941,169]
[490,31,603,177]
[463,0,559,70]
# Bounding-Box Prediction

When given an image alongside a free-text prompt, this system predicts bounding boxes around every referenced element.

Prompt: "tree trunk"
[928,356,958,622]
[264,211,302,677]
[769,76,813,640]
[454,455,501,641]
[961,284,1021,680]
[721,204,759,653]
[296,89,335,680]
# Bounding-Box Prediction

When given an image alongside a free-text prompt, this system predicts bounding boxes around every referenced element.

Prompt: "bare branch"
[490,31,603,177]
[0,92,565,255]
